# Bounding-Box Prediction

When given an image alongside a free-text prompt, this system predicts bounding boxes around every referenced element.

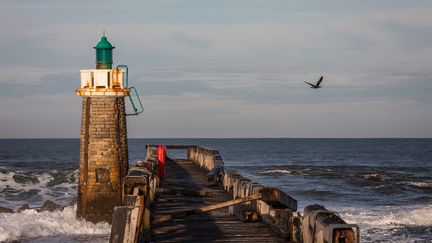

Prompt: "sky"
[0,0,431,138]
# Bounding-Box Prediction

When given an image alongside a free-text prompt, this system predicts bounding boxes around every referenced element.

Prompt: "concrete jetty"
[108,145,359,243]
[151,158,281,242]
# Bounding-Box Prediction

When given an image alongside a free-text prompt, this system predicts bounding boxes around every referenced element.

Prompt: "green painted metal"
[115,65,143,115]
[94,35,115,69]
[127,87,144,116]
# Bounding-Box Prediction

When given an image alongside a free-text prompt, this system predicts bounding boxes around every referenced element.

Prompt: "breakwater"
[109,145,359,242]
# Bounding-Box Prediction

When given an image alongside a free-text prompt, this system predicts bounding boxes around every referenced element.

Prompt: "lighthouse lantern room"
[76,34,129,97]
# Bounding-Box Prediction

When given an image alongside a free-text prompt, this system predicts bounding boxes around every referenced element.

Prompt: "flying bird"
[305,76,323,89]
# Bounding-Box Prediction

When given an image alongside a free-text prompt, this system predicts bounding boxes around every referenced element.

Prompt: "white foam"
[407,181,432,188]
[334,204,432,242]
[259,169,292,174]
[0,204,111,242]
[340,205,432,227]
[0,170,78,209]
[363,173,379,179]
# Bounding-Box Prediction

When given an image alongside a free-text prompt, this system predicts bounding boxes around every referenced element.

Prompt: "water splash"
[338,205,432,242]
[0,205,111,242]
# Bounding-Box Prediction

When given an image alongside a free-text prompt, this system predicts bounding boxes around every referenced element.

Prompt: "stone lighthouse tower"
[76,34,129,223]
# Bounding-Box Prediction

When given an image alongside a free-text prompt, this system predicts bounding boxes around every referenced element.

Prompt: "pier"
[109,145,359,243]
[151,154,281,242]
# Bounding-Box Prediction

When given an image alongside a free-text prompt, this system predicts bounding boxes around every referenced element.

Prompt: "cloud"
[143,80,211,96]
[381,21,432,50]
[0,94,81,138]
[0,70,77,97]
[172,31,212,49]
[130,93,432,138]
[1,91,430,138]
[1,1,432,137]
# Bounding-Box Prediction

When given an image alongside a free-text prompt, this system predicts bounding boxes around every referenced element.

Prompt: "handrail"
[115,64,143,116]
[116,65,128,88]
[127,87,144,116]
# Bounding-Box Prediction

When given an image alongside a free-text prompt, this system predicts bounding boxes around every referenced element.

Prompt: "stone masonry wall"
[77,97,129,223]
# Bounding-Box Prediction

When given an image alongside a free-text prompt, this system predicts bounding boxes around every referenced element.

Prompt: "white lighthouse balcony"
[76,69,129,97]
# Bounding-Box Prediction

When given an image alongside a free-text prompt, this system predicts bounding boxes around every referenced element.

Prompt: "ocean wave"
[293,189,344,198]
[0,168,78,210]
[407,181,432,188]
[337,205,432,242]
[258,169,292,174]
[0,204,111,242]
[341,205,432,227]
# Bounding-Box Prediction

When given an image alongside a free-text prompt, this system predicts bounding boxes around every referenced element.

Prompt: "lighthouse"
[76,34,130,223]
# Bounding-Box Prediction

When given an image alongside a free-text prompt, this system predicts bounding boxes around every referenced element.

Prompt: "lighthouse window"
[107,72,110,88]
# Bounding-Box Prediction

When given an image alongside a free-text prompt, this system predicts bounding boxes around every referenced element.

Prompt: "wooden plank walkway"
[151,158,283,242]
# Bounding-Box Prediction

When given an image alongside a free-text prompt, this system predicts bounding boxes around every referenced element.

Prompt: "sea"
[0,138,431,242]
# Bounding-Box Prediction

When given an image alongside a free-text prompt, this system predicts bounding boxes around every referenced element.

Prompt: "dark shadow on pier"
[150,157,224,242]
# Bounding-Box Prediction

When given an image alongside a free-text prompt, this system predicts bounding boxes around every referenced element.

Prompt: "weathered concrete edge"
[186,145,359,243]
[187,146,302,240]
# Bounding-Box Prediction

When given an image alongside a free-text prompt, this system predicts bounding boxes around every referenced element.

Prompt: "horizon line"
[0,137,431,139]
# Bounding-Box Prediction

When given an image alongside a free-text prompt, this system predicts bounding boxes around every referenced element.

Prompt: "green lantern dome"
[94,35,115,69]
[95,36,114,49]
